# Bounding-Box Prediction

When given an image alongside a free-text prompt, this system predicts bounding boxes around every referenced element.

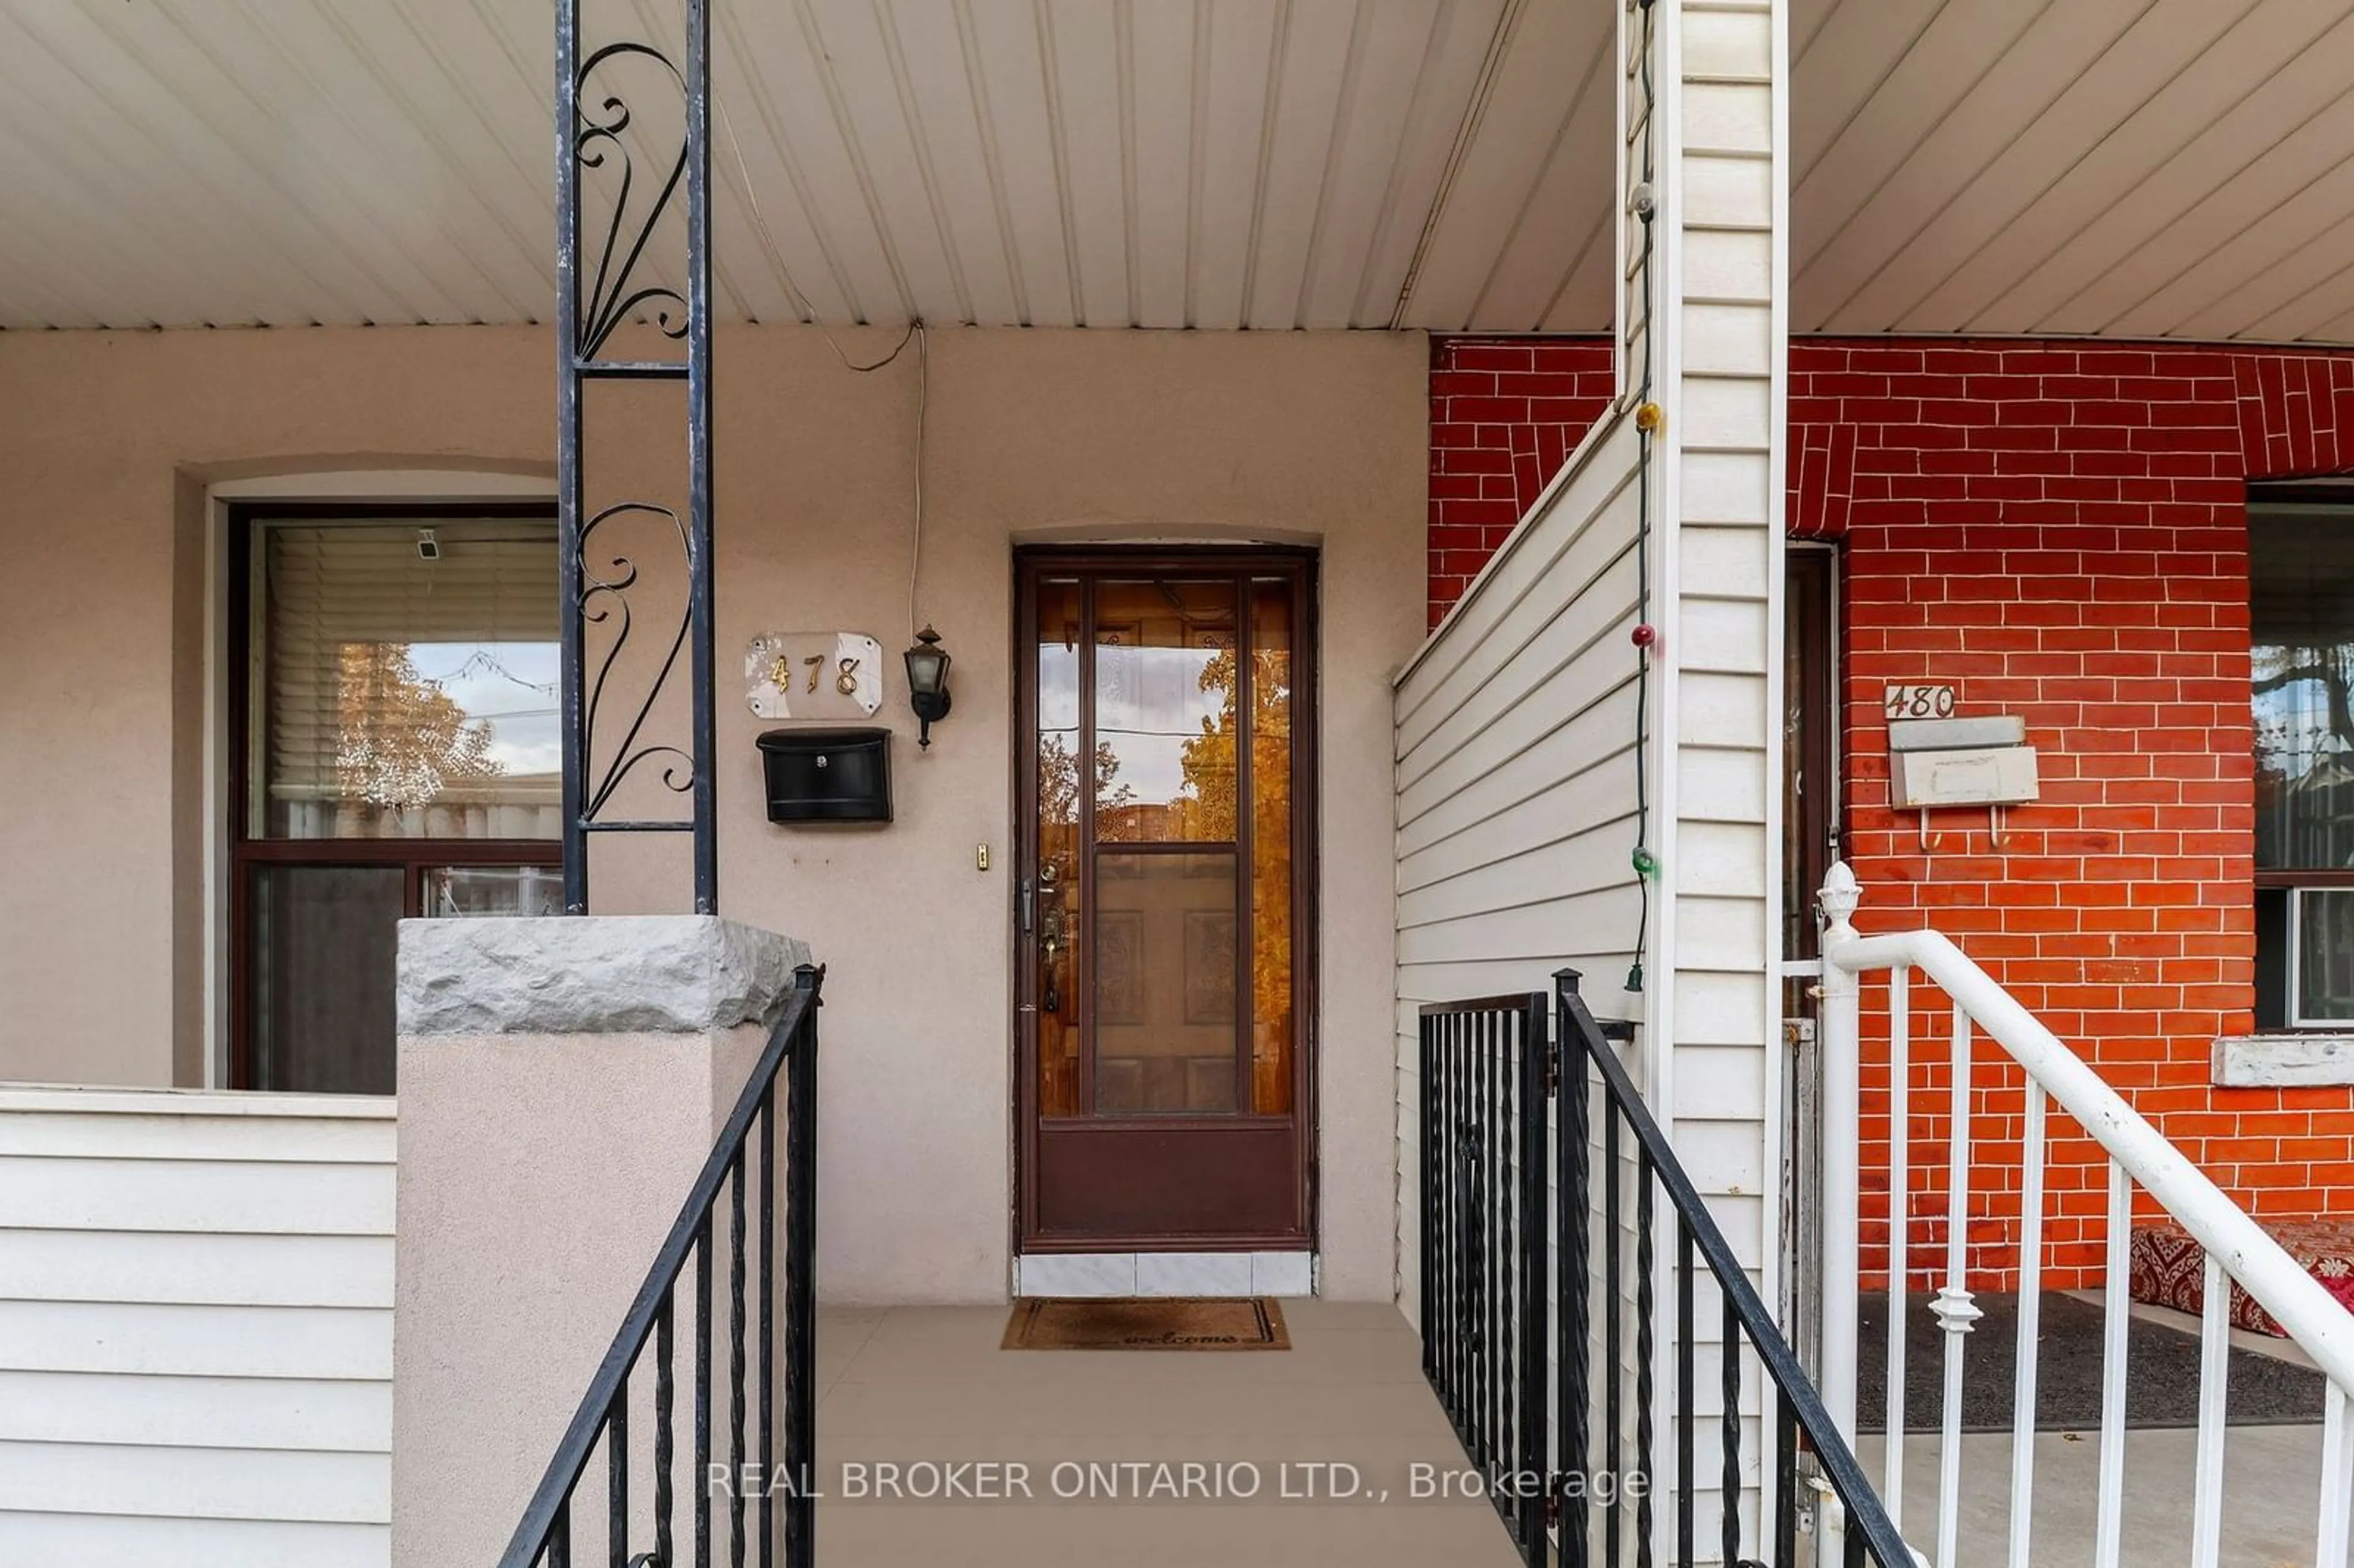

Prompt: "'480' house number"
[1883,683,1957,720]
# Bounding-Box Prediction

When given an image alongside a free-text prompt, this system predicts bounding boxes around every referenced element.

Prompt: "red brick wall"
[1429,336,2354,1290]
[1428,337,1617,626]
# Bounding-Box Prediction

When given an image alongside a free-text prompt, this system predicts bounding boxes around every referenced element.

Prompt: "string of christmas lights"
[1627,0,1659,997]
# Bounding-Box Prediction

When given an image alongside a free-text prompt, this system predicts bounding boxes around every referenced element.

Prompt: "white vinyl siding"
[1658,1,1785,1551]
[1394,398,1651,1530]
[1395,2,1784,1558]
[1664,0,1780,1257]
[0,1087,395,1568]
[1395,408,1647,1323]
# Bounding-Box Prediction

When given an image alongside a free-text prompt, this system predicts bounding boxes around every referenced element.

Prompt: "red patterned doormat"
[2130,1218,2354,1337]
[1002,1296,1289,1351]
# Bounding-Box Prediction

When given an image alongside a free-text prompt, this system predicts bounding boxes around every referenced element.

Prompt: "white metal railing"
[1815,861,2354,1568]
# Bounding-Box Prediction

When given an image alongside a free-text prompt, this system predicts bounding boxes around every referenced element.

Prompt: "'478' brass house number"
[1883,683,1957,721]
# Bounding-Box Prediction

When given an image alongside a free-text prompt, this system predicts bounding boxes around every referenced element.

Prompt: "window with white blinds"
[256,518,561,840]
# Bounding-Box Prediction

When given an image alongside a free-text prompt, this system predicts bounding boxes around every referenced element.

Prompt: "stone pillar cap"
[397,915,814,1037]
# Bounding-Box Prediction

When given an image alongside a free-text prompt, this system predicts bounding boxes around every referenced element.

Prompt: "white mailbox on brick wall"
[1887,714,2040,810]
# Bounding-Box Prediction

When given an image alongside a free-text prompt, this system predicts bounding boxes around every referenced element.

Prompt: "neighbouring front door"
[1015,549,1316,1250]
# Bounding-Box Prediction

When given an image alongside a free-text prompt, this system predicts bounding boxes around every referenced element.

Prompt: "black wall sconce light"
[904,624,953,748]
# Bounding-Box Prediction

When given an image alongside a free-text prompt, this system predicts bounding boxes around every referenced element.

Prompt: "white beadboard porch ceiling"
[9,1,2354,344]
[1791,0,2354,346]
[0,0,1616,333]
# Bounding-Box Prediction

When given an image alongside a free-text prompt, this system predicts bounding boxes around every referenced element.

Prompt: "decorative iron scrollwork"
[556,0,715,914]
[574,41,689,360]
[578,501,696,818]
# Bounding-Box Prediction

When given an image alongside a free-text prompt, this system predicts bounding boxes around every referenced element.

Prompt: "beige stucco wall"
[393,1021,769,1568]
[0,323,1426,1302]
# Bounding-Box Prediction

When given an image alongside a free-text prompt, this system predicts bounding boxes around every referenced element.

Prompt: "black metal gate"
[1418,972,1914,1568]
[1417,992,1550,1553]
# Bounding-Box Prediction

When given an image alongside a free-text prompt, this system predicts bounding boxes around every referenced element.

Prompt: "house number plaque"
[1882,683,1957,721]
[745,631,885,720]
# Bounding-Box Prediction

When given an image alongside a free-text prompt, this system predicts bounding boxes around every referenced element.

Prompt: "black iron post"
[684,0,718,913]
[555,0,586,913]
[554,0,718,915]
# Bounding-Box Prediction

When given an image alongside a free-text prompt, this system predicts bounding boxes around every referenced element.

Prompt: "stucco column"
[389,915,812,1568]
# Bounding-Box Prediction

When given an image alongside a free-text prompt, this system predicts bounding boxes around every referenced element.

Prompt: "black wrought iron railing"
[1417,991,1550,1554]
[1417,971,1912,1567]
[497,964,823,1568]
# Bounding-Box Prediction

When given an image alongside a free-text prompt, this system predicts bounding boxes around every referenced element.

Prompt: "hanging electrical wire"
[908,319,928,639]
[712,87,931,634]
[712,93,916,371]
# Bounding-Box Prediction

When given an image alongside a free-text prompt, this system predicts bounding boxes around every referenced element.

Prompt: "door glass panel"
[425,865,563,917]
[1092,580,1238,843]
[1094,852,1238,1115]
[1249,579,1295,1114]
[249,864,403,1094]
[1035,580,1083,1118]
[1019,556,1314,1244]
[257,518,560,840]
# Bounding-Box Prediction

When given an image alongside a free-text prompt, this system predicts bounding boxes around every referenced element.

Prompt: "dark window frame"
[226,500,562,1090]
[2249,483,2354,1030]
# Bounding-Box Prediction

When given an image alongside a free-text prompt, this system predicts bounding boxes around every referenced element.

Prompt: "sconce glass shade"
[904,624,953,747]
[904,625,951,698]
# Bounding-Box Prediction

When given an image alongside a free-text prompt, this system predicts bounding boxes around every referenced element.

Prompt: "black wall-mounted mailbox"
[756,727,892,823]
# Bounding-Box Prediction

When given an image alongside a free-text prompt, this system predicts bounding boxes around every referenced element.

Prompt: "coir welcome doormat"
[1002,1296,1290,1351]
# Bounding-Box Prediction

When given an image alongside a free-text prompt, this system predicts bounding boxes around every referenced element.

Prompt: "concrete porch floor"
[1857,1425,2344,1568]
[1856,1296,2340,1567]
[810,1300,1528,1566]
[807,1298,2343,1567]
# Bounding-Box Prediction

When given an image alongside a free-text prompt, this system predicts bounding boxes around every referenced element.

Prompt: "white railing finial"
[1819,859,1861,943]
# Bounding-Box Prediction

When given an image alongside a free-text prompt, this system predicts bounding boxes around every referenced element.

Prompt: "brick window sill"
[2212,1034,2354,1087]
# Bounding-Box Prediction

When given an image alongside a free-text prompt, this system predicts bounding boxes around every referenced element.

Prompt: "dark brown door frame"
[1786,541,1841,949]
[1011,546,1320,1254]
[224,501,562,1090]
[1781,538,1841,1378]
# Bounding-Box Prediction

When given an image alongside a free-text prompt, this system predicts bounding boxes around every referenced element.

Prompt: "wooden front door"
[1015,549,1316,1250]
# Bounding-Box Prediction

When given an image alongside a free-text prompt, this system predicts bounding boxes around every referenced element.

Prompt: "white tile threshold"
[1016,1250,1314,1298]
